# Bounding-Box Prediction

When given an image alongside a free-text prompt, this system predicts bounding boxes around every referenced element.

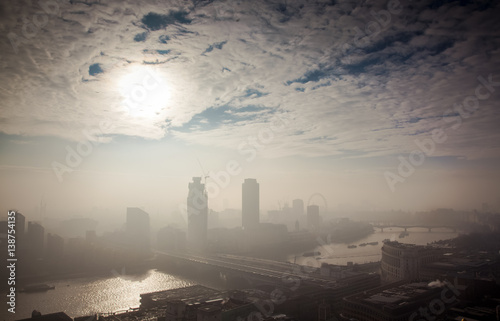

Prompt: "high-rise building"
[126,207,150,252]
[242,178,259,230]
[187,177,208,251]
[15,212,25,238]
[307,205,320,231]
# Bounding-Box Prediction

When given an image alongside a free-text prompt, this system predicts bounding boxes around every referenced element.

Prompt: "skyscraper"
[15,212,25,238]
[242,178,259,230]
[126,207,150,252]
[187,177,208,251]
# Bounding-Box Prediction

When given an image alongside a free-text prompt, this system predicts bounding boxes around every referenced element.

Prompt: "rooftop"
[141,285,224,306]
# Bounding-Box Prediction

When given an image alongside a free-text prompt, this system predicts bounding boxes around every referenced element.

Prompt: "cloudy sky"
[1,0,500,222]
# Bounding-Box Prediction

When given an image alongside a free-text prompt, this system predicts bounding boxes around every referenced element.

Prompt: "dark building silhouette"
[17,311,72,321]
[187,177,208,251]
[307,205,320,231]
[27,221,44,259]
[242,178,259,230]
[15,211,25,238]
[126,207,150,252]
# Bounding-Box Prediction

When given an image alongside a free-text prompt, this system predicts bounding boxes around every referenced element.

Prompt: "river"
[2,270,194,321]
[289,228,458,266]
[2,229,457,320]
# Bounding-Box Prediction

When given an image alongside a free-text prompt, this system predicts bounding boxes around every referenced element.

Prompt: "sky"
[1,0,500,224]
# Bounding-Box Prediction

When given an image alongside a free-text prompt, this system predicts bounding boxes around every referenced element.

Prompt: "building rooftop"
[141,285,226,307]
[17,312,72,321]
[383,241,441,250]
[347,281,443,312]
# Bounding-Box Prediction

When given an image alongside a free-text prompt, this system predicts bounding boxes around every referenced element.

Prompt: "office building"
[381,241,442,282]
[15,211,25,238]
[342,281,453,321]
[242,178,259,230]
[187,177,208,251]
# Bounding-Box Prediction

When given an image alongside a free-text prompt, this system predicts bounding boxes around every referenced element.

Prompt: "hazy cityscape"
[1,0,500,321]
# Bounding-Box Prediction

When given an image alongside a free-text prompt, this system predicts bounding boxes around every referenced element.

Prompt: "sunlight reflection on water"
[10,269,194,320]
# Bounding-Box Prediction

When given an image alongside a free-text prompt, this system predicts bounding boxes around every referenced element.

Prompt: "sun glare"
[118,65,171,118]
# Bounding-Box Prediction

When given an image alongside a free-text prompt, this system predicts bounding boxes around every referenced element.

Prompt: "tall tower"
[242,178,259,230]
[187,177,208,251]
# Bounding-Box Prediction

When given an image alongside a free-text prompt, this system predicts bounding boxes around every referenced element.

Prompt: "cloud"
[0,0,499,160]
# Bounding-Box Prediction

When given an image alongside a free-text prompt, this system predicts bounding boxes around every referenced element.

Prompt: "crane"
[196,158,210,184]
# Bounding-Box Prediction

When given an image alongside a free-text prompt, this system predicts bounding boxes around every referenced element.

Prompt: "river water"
[290,228,458,266]
[2,270,194,321]
[2,229,457,320]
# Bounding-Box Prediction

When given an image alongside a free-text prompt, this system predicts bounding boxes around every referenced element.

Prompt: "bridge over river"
[154,249,331,290]
[370,223,458,232]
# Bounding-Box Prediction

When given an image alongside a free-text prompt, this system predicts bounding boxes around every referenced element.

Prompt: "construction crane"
[196,158,210,184]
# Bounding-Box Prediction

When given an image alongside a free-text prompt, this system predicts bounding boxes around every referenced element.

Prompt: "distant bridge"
[370,223,458,233]
[153,250,330,290]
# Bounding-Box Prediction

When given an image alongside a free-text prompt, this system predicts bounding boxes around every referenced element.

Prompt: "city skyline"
[1,1,500,217]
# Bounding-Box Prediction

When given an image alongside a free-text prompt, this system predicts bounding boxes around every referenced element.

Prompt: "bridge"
[153,250,330,290]
[370,223,458,233]
[152,250,380,321]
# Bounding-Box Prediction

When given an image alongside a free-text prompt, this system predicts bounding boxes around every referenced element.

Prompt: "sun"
[118,65,171,118]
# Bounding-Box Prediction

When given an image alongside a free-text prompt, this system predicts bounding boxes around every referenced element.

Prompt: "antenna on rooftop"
[196,158,210,184]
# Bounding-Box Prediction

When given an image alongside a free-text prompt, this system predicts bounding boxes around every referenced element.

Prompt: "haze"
[1,0,500,224]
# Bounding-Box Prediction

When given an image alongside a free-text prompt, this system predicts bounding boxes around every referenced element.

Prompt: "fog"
[1,0,500,320]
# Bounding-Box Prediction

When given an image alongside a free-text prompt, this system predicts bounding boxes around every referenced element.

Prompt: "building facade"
[187,177,208,251]
[381,241,442,282]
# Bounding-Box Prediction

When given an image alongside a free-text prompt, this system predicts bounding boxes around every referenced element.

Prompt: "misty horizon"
[1,0,500,320]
